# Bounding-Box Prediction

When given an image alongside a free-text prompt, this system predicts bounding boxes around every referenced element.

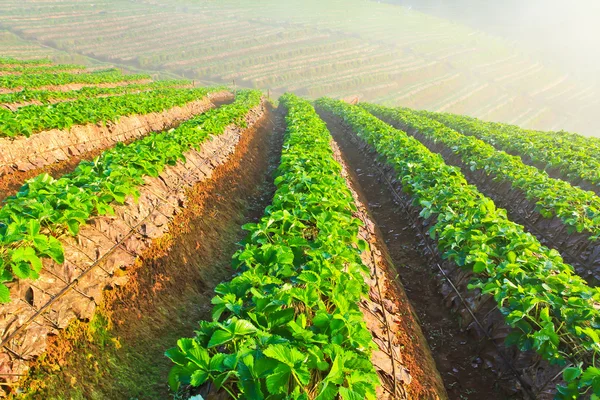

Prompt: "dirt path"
[318,111,524,400]
[331,139,448,399]
[12,105,285,400]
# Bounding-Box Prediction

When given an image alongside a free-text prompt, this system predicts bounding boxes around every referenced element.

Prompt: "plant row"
[0,80,190,105]
[425,111,600,188]
[0,57,49,66]
[0,63,85,73]
[166,93,380,400]
[0,69,150,89]
[361,103,600,240]
[316,98,600,399]
[0,89,260,303]
[0,86,221,138]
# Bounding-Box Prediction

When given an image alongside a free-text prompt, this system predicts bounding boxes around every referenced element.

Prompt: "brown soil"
[11,105,285,399]
[0,144,107,203]
[331,139,448,399]
[0,93,233,203]
[375,114,600,284]
[318,110,525,400]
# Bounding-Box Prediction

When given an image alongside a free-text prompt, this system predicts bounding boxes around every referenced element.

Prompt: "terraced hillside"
[1,57,600,400]
[0,30,79,63]
[0,0,597,136]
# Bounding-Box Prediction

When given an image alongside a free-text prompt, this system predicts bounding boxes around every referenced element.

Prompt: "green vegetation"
[0,54,597,399]
[0,88,256,303]
[425,111,600,187]
[361,103,600,239]
[0,63,85,73]
[0,86,214,137]
[0,56,50,65]
[166,93,380,399]
[0,69,149,89]
[0,80,189,105]
[316,97,600,399]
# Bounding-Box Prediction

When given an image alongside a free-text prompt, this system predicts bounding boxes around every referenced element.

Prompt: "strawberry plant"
[361,103,600,240]
[0,57,50,65]
[166,93,380,399]
[0,69,149,90]
[426,111,600,188]
[0,79,190,105]
[0,89,260,304]
[0,63,85,74]
[0,86,224,137]
[317,97,600,399]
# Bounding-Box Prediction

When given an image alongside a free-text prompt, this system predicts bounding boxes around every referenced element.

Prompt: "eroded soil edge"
[318,109,541,400]
[5,105,284,399]
[330,139,448,400]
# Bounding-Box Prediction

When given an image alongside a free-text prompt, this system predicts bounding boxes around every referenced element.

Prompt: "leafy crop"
[317,97,600,399]
[0,69,149,89]
[0,64,85,73]
[0,57,50,66]
[0,80,190,105]
[425,111,600,188]
[0,89,260,303]
[166,93,380,400]
[361,103,600,240]
[0,86,222,137]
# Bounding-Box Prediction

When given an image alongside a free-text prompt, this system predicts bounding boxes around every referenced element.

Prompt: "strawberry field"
[0,56,598,400]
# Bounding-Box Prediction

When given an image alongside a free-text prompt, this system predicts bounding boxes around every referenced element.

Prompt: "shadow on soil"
[13,105,284,400]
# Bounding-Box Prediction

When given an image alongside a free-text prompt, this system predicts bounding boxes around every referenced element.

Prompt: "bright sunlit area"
[0,1,598,400]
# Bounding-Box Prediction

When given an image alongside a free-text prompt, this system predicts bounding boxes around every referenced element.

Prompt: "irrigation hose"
[321,110,538,399]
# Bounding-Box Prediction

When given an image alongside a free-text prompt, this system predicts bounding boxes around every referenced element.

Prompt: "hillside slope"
[0,0,597,136]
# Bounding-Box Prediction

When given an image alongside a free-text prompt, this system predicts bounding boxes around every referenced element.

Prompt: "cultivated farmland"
[0,55,598,400]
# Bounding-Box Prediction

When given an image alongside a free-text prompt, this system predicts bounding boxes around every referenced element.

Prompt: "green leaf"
[190,370,209,387]
[563,366,582,383]
[276,246,294,265]
[168,366,182,391]
[231,319,258,336]
[339,387,364,400]
[27,220,40,236]
[209,353,227,372]
[0,284,10,303]
[298,271,320,284]
[265,364,290,395]
[45,237,64,264]
[473,261,486,273]
[207,329,233,348]
[164,347,187,366]
[12,262,31,279]
[507,251,517,263]
[11,246,42,272]
[263,344,306,367]
[268,308,296,328]
[66,220,80,236]
[323,354,344,385]
[357,239,369,252]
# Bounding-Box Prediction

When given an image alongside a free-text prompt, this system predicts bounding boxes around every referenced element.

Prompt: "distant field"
[0,30,84,63]
[0,0,597,135]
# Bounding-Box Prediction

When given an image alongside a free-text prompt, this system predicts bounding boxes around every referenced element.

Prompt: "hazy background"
[387,0,600,83]
[0,0,598,135]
